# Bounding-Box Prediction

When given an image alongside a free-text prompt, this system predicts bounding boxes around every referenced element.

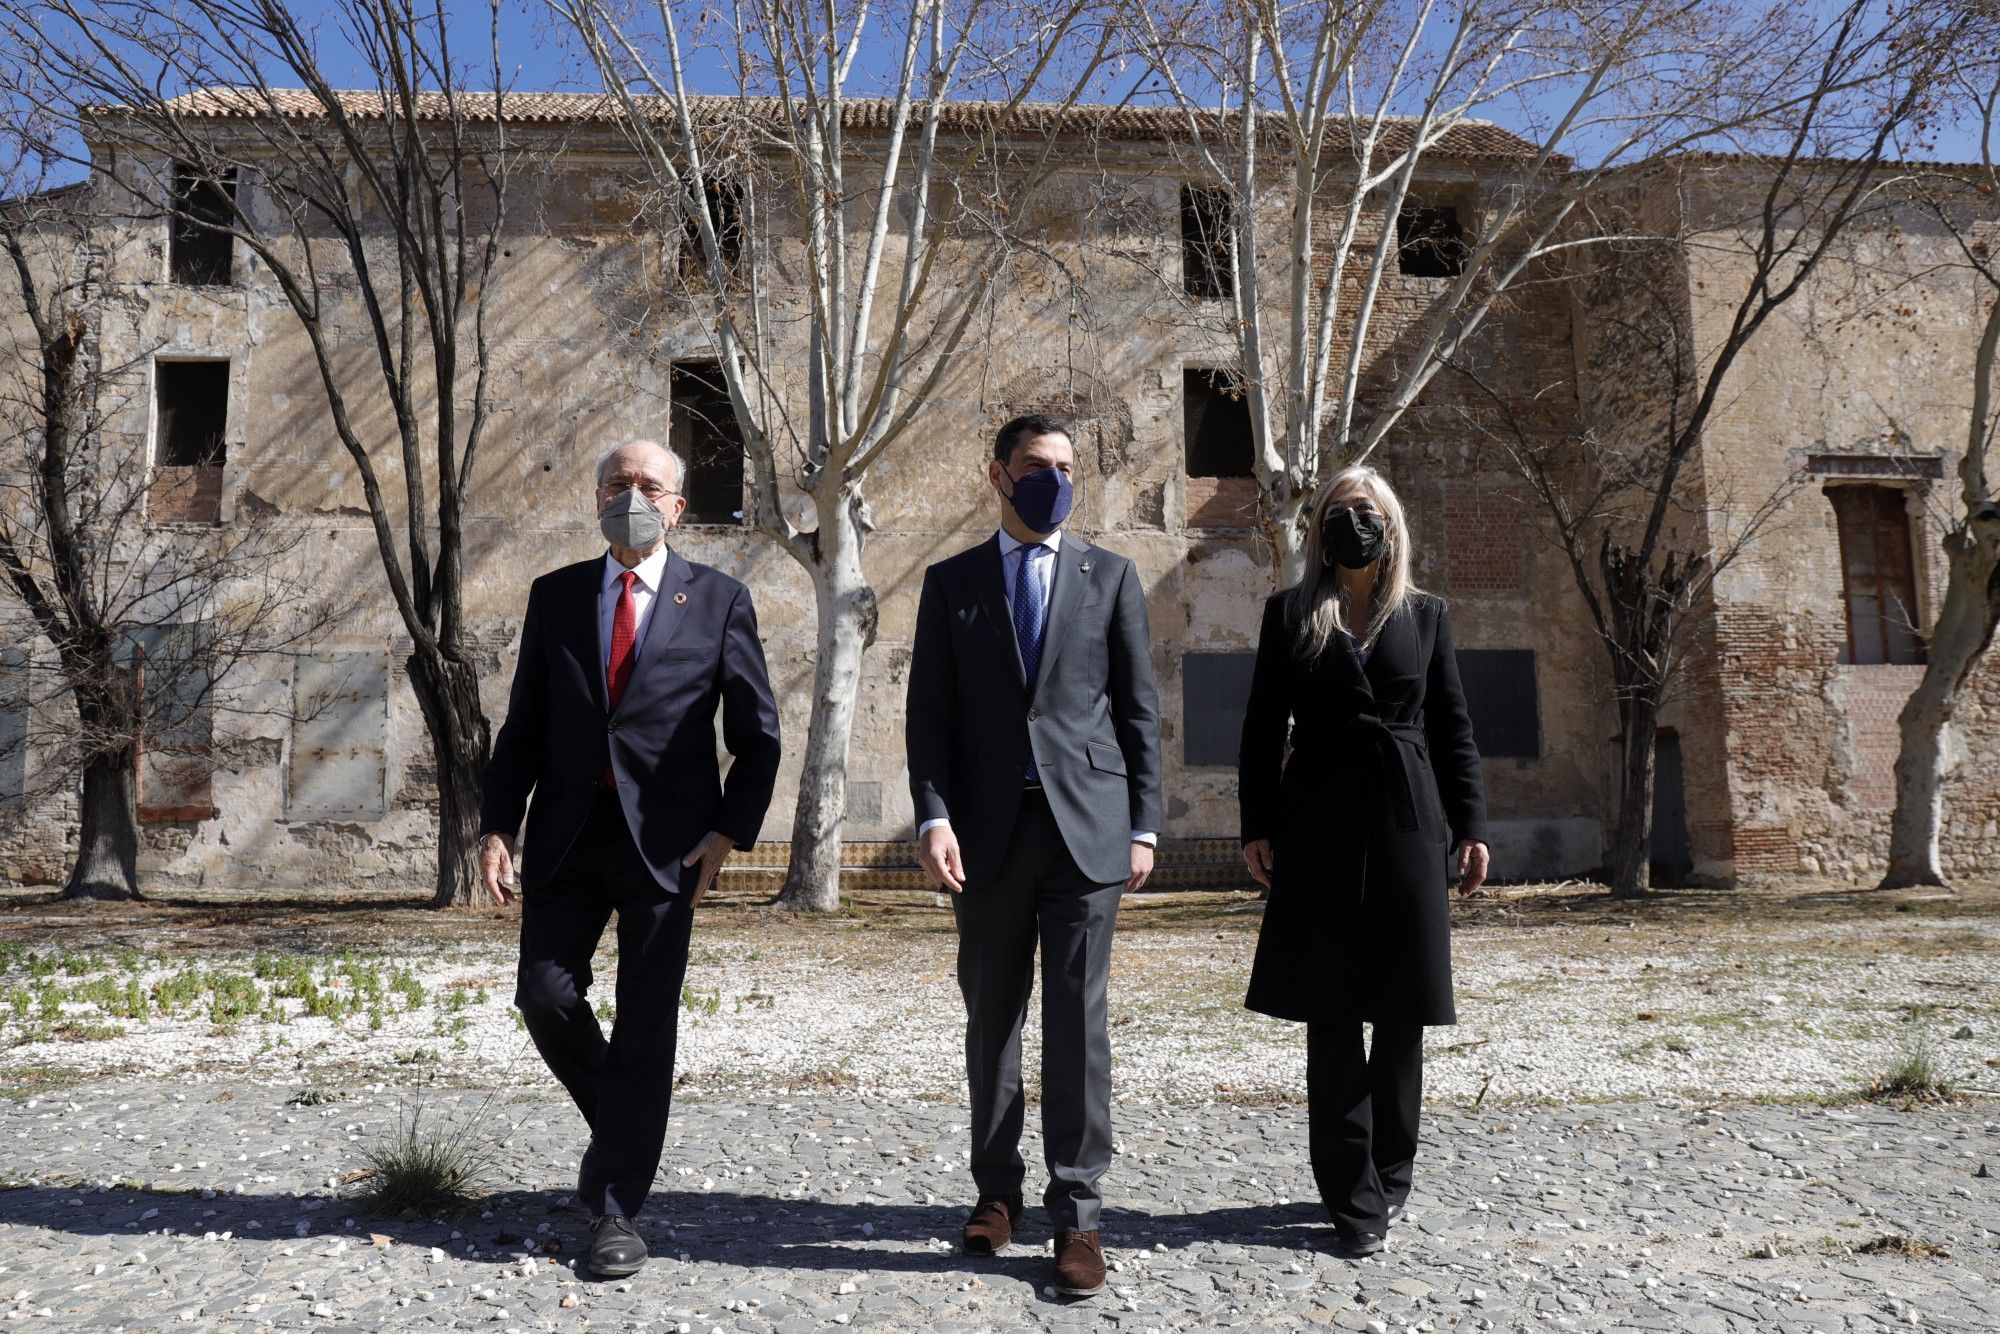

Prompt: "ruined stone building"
[2,95,1993,890]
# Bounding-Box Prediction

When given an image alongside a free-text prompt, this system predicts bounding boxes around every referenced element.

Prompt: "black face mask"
[1321,507,1387,569]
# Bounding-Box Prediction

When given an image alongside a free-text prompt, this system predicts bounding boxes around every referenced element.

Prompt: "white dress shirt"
[919,528,1156,849]
[600,546,672,674]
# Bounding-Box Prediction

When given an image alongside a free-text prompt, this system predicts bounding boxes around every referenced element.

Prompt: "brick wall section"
[1443,482,1524,592]
[1840,665,1926,811]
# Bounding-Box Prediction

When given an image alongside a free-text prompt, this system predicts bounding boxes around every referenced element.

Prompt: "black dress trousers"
[1306,1020,1423,1236]
[514,786,695,1220]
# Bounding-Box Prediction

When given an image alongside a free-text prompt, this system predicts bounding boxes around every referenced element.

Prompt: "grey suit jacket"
[905,532,1163,887]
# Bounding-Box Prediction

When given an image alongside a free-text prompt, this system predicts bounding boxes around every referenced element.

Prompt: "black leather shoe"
[1386,1202,1404,1225]
[588,1214,647,1277]
[1332,1228,1386,1257]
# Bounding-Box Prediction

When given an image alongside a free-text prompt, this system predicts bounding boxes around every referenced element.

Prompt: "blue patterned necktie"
[1013,543,1049,780]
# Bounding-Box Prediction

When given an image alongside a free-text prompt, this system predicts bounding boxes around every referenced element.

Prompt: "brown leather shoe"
[1053,1228,1105,1297]
[962,1194,1023,1254]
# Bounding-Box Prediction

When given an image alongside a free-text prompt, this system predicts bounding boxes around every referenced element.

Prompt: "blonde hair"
[1286,464,1420,661]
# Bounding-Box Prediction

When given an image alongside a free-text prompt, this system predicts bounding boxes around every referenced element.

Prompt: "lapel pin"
[1079,561,1093,573]
[673,591,687,605]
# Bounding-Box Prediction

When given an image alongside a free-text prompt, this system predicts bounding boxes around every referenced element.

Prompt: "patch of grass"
[354,1096,497,1215]
[1864,1038,1953,1102]
[1855,1233,1952,1259]
[680,987,720,1017]
[50,1019,122,1042]
[288,1086,345,1107]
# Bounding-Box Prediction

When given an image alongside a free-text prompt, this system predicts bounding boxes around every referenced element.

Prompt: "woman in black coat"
[1237,465,1490,1257]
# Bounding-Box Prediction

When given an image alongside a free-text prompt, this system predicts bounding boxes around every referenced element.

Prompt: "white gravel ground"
[4,895,1995,1107]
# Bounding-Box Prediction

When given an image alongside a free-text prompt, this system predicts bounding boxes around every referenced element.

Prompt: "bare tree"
[550,0,1122,909]
[0,110,331,900]
[1464,28,1950,898]
[22,0,512,905]
[1126,0,1929,581]
[1880,43,2000,890]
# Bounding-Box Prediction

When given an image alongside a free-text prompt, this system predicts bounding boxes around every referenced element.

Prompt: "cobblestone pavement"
[2,1082,1996,1331]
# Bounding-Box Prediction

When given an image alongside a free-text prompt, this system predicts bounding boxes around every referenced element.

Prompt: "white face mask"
[599,488,665,549]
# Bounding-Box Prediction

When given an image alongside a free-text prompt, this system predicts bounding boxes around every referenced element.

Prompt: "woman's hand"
[1454,840,1490,896]
[1242,838,1274,888]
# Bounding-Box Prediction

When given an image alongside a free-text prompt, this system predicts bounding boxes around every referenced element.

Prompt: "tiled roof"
[117,88,1551,161]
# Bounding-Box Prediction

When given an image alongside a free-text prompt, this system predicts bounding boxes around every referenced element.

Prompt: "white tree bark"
[1881,161,2000,888]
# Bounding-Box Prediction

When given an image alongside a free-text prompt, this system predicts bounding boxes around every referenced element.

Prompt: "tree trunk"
[65,748,140,901]
[1608,687,1660,900]
[1879,530,2000,890]
[1262,486,1310,587]
[773,495,878,912]
[406,647,492,908]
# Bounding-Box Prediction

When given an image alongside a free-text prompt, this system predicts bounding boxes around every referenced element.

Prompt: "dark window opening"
[1397,202,1466,278]
[670,360,746,525]
[1183,368,1256,529]
[170,164,235,286]
[1828,485,1924,665]
[131,622,215,823]
[1183,651,1257,767]
[1183,369,1254,479]
[1181,185,1234,301]
[151,361,228,524]
[680,177,744,285]
[1455,648,1539,758]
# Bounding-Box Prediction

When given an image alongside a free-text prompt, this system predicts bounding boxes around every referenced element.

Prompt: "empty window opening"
[151,361,228,524]
[1181,185,1235,301]
[670,360,746,525]
[1183,368,1257,529]
[680,177,744,284]
[1828,485,1925,665]
[170,164,235,286]
[1397,202,1466,278]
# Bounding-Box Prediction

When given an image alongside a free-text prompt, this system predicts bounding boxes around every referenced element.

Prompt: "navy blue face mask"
[1004,465,1075,533]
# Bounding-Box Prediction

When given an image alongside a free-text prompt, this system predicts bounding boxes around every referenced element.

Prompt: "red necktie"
[604,570,638,785]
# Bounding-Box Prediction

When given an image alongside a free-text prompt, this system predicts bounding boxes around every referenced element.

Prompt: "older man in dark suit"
[905,413,1163,1298]
[477,437,781,1278]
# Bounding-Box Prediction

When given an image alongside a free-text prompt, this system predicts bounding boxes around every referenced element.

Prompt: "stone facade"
[1,110,1992,891]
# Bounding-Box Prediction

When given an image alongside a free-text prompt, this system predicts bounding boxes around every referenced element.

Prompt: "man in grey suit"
[905,413,1163,1298]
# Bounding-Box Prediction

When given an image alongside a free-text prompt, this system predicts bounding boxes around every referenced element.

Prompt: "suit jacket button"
[606,720,620,733]
[1027,708,1040,721]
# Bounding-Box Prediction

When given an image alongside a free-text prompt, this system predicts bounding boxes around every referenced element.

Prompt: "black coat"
[480,550,783,895]
[1237,591,1488,1026]
[905,533,1163,888]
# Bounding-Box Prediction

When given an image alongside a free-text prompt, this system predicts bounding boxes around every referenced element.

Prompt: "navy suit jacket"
[479,549,782,894]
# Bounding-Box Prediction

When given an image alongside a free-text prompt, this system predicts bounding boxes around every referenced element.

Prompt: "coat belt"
[1293,716,1428,833]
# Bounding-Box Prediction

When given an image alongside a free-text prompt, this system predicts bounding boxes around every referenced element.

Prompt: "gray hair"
[595,438,688,492]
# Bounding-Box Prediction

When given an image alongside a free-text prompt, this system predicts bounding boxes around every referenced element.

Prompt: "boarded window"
[1455,648,1539,758]
[670,361,746,525]
[679,177,743,285]
[170,164,235,286]
[1181,185,1234,301]
[1397,203,1466,278]
[0,650,26,806]
[1183,651,1257,767]
[1184,369,1257,528]
[288,653,389,819]
[1828,485,1924,665]
[151,361,228,524]
[132,623,214,823]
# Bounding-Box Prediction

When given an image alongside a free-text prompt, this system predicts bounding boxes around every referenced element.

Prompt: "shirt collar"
[996,528,1063,558]
[604,545,671,595]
